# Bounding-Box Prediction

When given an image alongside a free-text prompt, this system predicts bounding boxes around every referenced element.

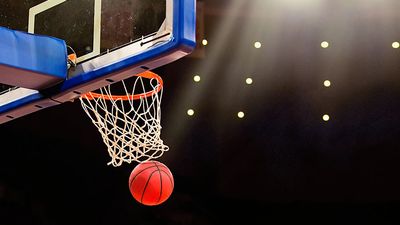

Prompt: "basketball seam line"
[139,162,169,171]
[129,165,159,188]
[152,164,172,178]
[153,163,174,200]
[160,170,174,189]
[160,170,174,195]
[141,170,158,204]
[153,162,163,203]
[148,163,172,184]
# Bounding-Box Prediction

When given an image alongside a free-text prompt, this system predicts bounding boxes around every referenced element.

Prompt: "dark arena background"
[1,0,400,224]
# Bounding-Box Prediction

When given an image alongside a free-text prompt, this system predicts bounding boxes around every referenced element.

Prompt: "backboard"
[0,0,196,123]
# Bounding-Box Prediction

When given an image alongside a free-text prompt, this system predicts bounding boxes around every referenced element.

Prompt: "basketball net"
[79,71,169,167]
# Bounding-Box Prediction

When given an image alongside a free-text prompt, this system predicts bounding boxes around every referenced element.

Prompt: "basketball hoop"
[79,71,169,167]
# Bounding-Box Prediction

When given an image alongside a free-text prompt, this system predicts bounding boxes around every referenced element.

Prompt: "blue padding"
[0,26,67,89]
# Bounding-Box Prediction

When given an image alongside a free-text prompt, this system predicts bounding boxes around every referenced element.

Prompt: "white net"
[79,71,169,167]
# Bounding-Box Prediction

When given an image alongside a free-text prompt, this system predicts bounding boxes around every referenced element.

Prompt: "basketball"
[129,161,174,206]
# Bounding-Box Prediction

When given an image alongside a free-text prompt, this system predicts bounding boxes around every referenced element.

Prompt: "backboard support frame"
[29,0,103,63]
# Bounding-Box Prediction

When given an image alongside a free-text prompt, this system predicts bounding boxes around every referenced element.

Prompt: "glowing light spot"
[187,109,195,116]
[324,80,331,87]
[202,39,208,46]
[392,42,400,49]
[246,78,253,85]
[237,111,245,119]
[193,75,201,82]
[322,114,330,122]
[254,41,262,49]
[321,41,329,48]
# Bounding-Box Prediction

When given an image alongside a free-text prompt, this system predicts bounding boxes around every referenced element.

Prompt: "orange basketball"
[128,161,174,206]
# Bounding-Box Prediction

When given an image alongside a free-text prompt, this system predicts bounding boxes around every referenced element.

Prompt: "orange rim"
[81,71,163,101]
